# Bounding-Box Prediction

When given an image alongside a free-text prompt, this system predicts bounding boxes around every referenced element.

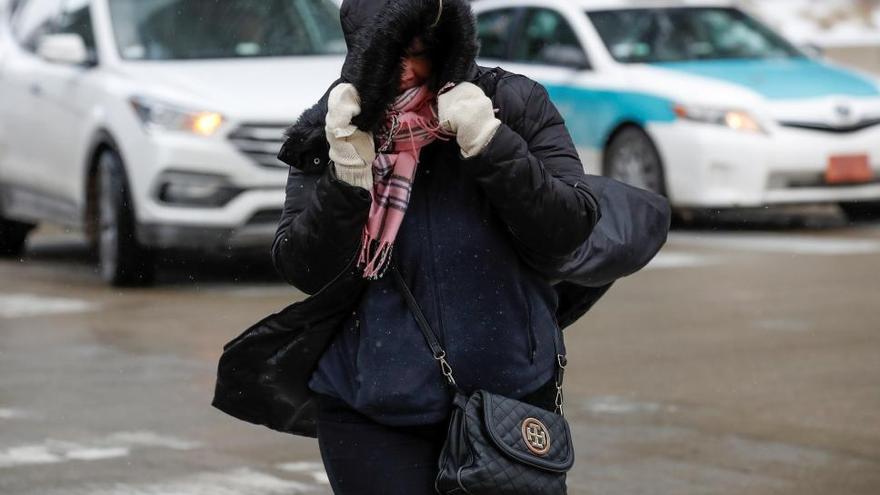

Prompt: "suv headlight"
[673,103,765,134]
[129,96,224,136]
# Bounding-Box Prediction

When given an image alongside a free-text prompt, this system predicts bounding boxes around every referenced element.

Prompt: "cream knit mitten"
[438,82,502,158]
[325,83,376,190]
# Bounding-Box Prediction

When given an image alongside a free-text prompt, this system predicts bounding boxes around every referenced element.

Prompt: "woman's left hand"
[437,82,501,158]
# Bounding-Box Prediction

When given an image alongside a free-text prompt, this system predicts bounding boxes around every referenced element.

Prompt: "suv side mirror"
[37,33,94,66]
[541,45,591,70]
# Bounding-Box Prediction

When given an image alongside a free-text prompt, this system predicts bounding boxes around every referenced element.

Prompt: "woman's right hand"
[325,83,376,191]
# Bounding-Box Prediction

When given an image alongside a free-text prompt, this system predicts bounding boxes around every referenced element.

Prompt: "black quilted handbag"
[392,265,574,494]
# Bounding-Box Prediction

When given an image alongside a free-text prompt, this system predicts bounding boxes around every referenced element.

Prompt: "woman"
[271,0,600,493]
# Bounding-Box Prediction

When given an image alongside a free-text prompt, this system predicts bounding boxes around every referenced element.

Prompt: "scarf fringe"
[357,230,394,280]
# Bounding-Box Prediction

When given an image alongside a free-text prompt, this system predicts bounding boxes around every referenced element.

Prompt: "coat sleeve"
[460,79,601,259]
[271,162,372,295]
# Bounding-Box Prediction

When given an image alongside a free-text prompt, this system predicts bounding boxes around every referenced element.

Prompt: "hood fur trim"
[343,0,479,132]
[278,0,480,168]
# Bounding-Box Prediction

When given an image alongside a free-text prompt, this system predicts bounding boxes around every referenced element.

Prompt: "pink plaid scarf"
[357,84,454,279]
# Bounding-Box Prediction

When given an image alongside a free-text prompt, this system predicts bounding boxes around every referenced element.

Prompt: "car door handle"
[29,82,43,96]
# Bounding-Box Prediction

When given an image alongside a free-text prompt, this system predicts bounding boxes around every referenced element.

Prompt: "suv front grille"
[228,123,289,169]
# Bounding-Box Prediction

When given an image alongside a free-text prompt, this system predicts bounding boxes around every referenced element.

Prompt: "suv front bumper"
[650,120,880,208]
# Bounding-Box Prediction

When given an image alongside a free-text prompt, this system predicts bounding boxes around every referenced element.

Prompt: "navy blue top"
[308,142,564,426]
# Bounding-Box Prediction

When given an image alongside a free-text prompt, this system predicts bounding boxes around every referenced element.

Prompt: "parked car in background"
[472,0,880,218]
[0,0,344,285]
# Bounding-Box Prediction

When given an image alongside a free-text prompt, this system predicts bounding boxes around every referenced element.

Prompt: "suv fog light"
[155,172,241,207]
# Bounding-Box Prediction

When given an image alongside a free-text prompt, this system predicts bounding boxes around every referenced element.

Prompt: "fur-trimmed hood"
[278,0,479,168]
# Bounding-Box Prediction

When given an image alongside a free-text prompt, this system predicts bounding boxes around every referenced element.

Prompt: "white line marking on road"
[276,461,325,472]
[311,471,330,485]
[50,467,321,495]
[276,462,330,486]
[0,441,125,468]
[670,232,880,255]
[0,408,32,420]
[0,431,200,469]
[645,251,716,269]
[106,431,202,450]
[0,445,62,467]
[0,293,97,319]
[64,447,130,461]
[583,396,678,416]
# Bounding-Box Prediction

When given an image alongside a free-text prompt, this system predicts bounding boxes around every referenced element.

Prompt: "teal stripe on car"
[652,57,880,99]
[542,84,676,149]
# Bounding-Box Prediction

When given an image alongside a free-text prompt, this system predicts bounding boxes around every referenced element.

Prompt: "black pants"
[315,378,558,495]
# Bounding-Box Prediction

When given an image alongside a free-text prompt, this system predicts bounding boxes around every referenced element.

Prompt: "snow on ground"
[0,293,98,319]
[0,431,201,469]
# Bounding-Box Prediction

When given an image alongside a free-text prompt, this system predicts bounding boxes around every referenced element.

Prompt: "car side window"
[513,8,590,69]
[476,8,517,60]
[56,0,97,59]
[11,0,64,52]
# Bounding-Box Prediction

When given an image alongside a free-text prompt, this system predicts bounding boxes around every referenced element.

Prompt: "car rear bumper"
[649,120,880,207]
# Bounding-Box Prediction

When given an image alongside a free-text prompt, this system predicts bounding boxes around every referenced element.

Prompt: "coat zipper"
[528,327,537,364]
[526,295,536,364]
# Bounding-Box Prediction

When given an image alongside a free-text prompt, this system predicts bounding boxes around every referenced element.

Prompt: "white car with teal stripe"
[472,0,880,214]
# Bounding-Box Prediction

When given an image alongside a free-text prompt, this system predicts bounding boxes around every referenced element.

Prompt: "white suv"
[0,0,344,285]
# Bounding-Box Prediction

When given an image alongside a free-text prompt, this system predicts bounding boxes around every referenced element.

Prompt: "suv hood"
[650,57,880,100]
[116,56,344,122]
[616,57,880,126]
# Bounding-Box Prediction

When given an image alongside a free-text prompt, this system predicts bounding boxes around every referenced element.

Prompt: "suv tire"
[605,126,667,196]
[97,149,155,286]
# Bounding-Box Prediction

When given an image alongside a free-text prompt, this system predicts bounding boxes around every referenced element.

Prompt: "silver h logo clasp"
[521,418,551,455]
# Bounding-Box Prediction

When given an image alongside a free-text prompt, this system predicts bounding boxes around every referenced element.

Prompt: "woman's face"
[399,37,432,91]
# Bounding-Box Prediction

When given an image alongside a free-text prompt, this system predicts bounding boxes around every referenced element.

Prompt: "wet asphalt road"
[1,209,879,495]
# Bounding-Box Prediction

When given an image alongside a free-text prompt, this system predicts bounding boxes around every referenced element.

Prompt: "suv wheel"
[0,218,35,257]
[97,149,155,286]
[604,127,667,196]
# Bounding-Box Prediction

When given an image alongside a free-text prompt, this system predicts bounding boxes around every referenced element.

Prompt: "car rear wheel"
[97,150,155,286]
[0,218,35,257]
[604,126,667,196]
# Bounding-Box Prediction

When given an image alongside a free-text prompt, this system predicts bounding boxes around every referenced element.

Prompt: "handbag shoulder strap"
[391,263,568,415]
[391,264,459,388]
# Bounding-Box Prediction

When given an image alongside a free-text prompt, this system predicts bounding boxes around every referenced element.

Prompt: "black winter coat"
[211,0,671,436]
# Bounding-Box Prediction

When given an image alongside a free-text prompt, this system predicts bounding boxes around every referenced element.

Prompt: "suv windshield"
[108,0,346,60]
[588,7,803,63]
